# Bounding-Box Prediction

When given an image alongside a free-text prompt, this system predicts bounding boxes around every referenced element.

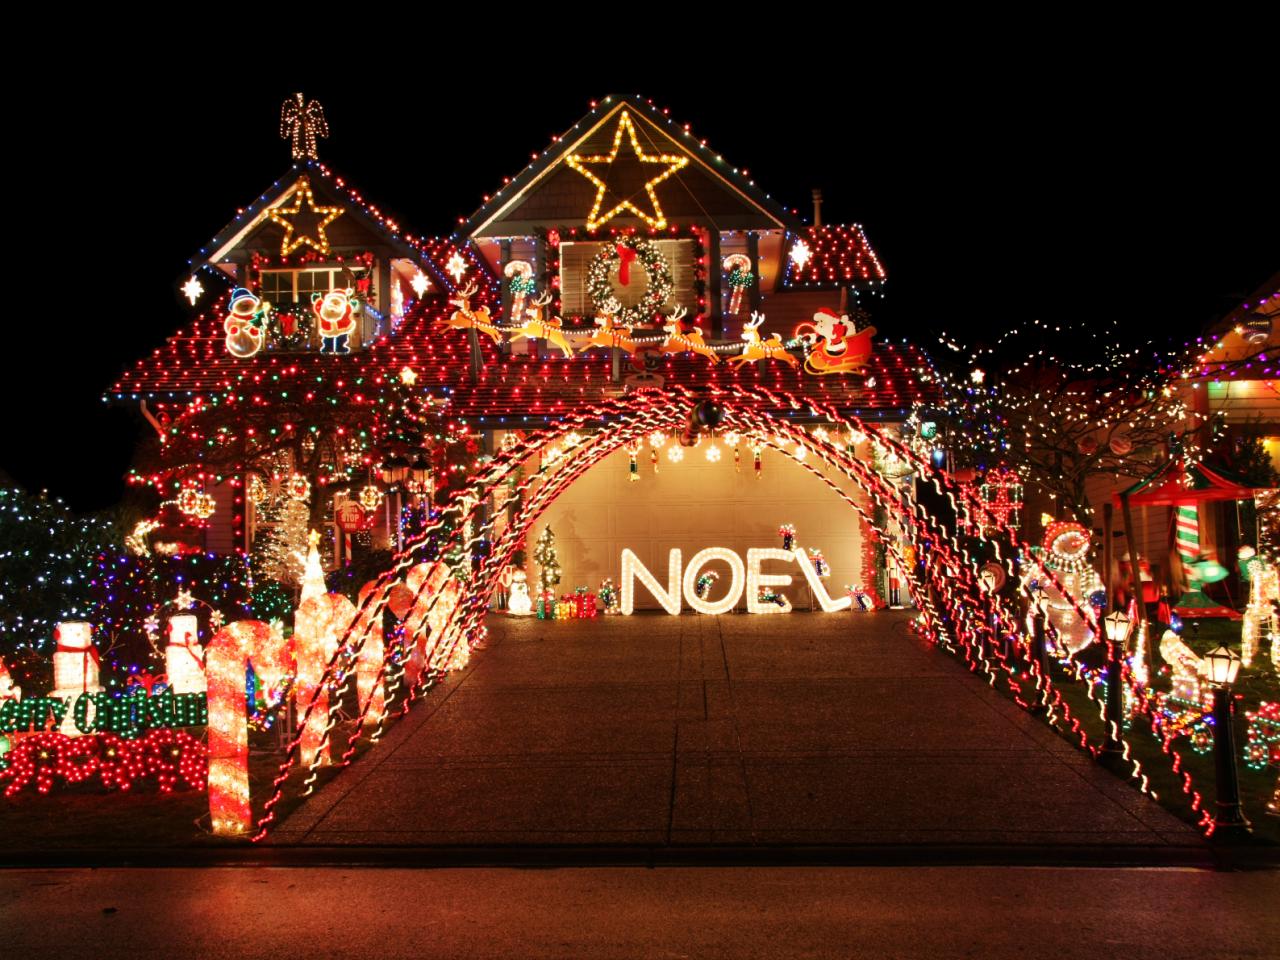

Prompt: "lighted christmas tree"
[534,526,561,619]
[254,497,310,588]
[534,526,561,592]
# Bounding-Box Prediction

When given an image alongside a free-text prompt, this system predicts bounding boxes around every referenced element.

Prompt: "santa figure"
[793,308,875,375]
[312,288,358,354]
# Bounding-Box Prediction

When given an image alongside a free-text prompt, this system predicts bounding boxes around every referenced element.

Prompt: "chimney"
[811,188,823,227]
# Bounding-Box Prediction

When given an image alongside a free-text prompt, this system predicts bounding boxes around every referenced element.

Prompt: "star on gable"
[264,177,343,256]
[565,110,689,230]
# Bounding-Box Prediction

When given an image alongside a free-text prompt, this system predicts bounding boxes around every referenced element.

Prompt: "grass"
[1001,616,1280,846]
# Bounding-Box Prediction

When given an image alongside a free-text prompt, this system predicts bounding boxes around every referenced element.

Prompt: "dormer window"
[259,265,370,305]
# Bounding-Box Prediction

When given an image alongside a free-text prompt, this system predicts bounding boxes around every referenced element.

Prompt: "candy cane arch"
[207,620,292,836]
[235,383,1213,841]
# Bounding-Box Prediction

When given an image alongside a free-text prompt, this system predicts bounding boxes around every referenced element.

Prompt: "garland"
[586,237,673,326]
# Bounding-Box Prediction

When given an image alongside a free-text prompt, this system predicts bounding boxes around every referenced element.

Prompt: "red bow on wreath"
[615,243,638,286]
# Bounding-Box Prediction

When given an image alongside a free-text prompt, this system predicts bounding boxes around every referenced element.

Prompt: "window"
[259,266,370,305]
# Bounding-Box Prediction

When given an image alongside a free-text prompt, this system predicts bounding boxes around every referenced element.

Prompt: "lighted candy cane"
[293,592,357,768]
[722,254,753,316]
[504,260,536,322]
[353,581,387,729]
[207,620,292,836]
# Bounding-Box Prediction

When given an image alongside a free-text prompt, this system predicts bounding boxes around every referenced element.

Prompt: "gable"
[467,98,796,238]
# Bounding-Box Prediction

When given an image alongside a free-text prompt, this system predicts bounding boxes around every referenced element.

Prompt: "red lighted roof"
[779,225,887,290]
[111,295,941,419]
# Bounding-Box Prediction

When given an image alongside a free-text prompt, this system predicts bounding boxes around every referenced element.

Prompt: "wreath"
[586,237,673,326]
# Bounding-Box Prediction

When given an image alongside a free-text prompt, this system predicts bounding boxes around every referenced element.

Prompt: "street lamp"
[379,455,410,487]
[1200,645,1251,836]
[1101,609,1133,764]
[1103,610,1133,644]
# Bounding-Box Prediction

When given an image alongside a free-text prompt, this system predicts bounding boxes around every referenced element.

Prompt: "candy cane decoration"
[722,254,753,316]
[354,581,387,729]
[504,260,536,322]
[294,593,358,768]
[207,620,292,836]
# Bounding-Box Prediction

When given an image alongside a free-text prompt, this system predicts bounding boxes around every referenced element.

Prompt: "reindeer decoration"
[729,312,798,368]
[507,292,576,358]
[442,283,503,344]
[659,306,721,365]
[575,298,645,356]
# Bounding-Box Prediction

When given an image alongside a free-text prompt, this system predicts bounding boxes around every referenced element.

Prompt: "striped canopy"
[1113,459,1257,507]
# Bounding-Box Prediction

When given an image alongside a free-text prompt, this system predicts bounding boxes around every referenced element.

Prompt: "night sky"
[7,51,1274,511]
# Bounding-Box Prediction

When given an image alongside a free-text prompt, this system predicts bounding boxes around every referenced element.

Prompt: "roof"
[1113,459,1257,506]
[110,296,942,418]
[189,159,499,301]
[779,225,887,290]
[457,94,805,239]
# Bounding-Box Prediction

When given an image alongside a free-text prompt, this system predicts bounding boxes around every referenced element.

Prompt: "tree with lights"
[933,318,1205,522]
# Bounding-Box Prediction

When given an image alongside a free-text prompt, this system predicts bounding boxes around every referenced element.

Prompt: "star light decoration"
[410,270,431,298]
[565,109,690,231]
[445,252,468,284]
[399,366,418,386]
[174,589,196,611]
[181,276,204,306]
[264,177,344,257]
[209,610,225,629]
[789,239,812,272]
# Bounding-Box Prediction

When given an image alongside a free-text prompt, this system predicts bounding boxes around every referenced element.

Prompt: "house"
[108,94,943,603]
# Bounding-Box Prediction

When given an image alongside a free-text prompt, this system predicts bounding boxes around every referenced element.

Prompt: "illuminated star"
[565,109,690,230]
[264,177,344,256]
[209,610,225,629]
[789,240,812,272]
[970,368,986,384]
[445,253,468,284]
[174,589,196,611]
[410,270,431,298]
[399,366,418,386]
[181,276,204,305]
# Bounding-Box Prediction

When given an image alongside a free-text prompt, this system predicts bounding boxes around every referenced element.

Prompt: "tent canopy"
[1113,459,1258,507]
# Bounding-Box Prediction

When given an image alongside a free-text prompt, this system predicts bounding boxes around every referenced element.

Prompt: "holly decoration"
[586,237,673,327]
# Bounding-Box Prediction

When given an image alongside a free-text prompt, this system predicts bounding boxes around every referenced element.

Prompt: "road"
[2,865,1275,959]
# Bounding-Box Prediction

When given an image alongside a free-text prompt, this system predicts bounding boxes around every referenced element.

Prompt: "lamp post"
[1030,586,1052,708]
[1101,609,1132,764]
[978,568,999,660]
[1201,645,1252,836]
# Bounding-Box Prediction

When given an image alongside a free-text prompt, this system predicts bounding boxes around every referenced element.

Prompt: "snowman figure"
[793,307,876,375]
[508,570,534,616]
[224,288,270,358]
[312,288,358,354]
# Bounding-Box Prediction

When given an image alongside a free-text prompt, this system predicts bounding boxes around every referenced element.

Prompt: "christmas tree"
[254,497,310,588]
[534,526,561,592]
[534,526,561,619]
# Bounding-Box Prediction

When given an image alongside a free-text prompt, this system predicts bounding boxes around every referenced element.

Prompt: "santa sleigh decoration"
[793,308,876,376]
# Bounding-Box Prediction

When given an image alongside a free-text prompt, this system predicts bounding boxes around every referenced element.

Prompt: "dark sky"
[6,47,1275,511]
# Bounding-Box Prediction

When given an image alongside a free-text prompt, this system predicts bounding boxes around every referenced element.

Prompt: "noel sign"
[620,545,851,615]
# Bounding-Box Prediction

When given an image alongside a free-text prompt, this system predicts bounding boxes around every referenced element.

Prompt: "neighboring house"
[1083,271,1280,606]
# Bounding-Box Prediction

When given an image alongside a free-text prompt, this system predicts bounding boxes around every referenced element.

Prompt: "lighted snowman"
[508,570,534,616]
[224,288,269,358]
[1039,521,1103,653]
